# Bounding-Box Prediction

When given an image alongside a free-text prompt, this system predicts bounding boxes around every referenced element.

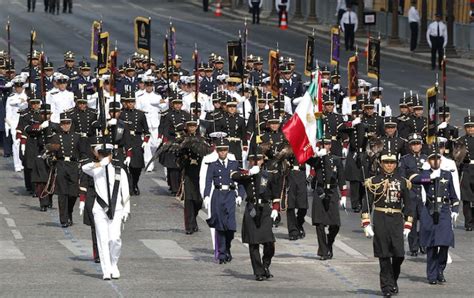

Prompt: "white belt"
[292,166,301,171]
[80,132,87,137]
[219,185,230,190]
[470,160,474,165]
[130,131,136,136]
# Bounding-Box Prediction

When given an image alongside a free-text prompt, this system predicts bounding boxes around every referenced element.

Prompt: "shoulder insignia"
[404,178,412,190]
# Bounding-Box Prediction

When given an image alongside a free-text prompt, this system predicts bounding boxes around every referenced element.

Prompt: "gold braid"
[364,178,390,204]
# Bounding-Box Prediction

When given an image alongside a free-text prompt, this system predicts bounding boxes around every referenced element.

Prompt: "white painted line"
[0,201,3,204]
[0,241,25,259]
[141,239,193,259]
[0,207,10,215]
[5,218,16,228]
[58,240,93,258]
[151,178,168,189]
[11,229,23,240]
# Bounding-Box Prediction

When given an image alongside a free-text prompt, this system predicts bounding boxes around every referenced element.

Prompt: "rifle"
[194,44,199,117]
[28,30,36,93]
[6,19,11,75]
[433,75,440,225]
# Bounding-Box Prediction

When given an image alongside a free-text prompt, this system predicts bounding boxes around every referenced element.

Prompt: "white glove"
[342,147,348,158]
[403,228,411,239]
[235,196,242,206]
[122,212,130,223]
[438,122,448,129]
[451,212,458,223]
[156,138,163,147]
[317,148,327,157]
[107,118,117,126]
[203,196,211,209]
[340,196,347,209]
[352,117,361,126]
[422,162,431,171]
[271,209,279,221]
[79,201,85,216]
[363,225,375,238]
[430,169,441,179]
[124,156,131,167]
[21,144,25,156]
[39,121,49,129]
[249,165,260,175]
[141,142,147,149]
[99,157,110,167]
[374,98,381,105]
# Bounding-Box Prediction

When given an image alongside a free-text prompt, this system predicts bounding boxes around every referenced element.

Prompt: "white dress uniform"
[136,90,168,172]
[6,91,28,172]
[88,89,121,119]
[48,89,75,123]
[199,150,236,251]
[183,91,210,119]
[82,158,130,280]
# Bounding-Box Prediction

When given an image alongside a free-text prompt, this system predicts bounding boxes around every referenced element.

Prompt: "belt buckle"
[387,208,392,213]
[130,131,136,136]
[64,156,71,162]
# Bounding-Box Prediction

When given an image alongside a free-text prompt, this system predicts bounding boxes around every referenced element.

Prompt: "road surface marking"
[11,229,23,240]
[5,218,16,228]
[58,239,93,258]
[141,239,193,260]
[0,241,25,259]
[0,207,10,215]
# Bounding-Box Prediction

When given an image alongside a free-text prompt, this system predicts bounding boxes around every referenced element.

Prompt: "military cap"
[109,101,122,111]
[318,133,332,144]
[320,65,330,74]
[170,92,183,104]
[226,95,238,106]
[59,112,72,122]
[280,64,291,73]
[12,75,26,85]
[253,56,263,64]
[399,95,410,107]
[121,91,136,101]
[438,106,450,115]
[75,93,88,103]
[64,51,75,61]
[190,102,202,112]
[380,149,398,162]
[40,103,52,114]
[142,76,156,84]
[214,56,225,64]
[198,62,206,71]
[287,57,295,66]
[248,146,264,160]
[407,133,423,144]
[55,74,70,83]
[43,61,54,70]
[174,55,183,62]
[351,103,362,113]
[412,98,423,109]
[211,92,220,102]
[268,113,280,124]
[27,50,41,59]
[356,94,367,104]
[437,137,448,147]
[273,100,285,110]
[363,96,375,107]
[323,93,335,105]
[96,143,114,155]
[358,79,372,89]
[28,90,41,103]
[149,58,157,66]
[123,62,135,71]
[427,145,442,159]
[208,53,217,63]
[464,114,474,127]
[215,138,230,149]
[186,114,199,126]
[384,116,398,127]
[79,61,91,69]
[246,54,256,63]
[204,63,213,71]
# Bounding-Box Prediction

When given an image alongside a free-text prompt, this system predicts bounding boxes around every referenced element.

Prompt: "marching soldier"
[65,94,97,137]
[457,113,474,231]
[81,144,131,280]
[362,97,384,138]
[361,149,413,297]
[281,64,303,110]
[178,116,210,234]
[199,63,217,96]
[174,55,189,76]
[47,113,88,227]
[36,61,55,94]
[380,117,407,157]
[260,114,286,160]
[72,61,94,95]
[437,106,458,158]
[396,95,412,139]
[212,56,226,80]
[203,138,245,264]
[215,96,247,164]
[322,93,345,157]
[411,146,459,284]
[399,133,427,256]
[231,147,278,281]
[120,91,150,195]
[203,92,224,136]
[21,50,41,78]
[248,56,267,86]
[102,101,132,166]
[307,137,347,260]
[117,63,138,94]
[47,74,75,123]
[408,97,427,139]
[158,93,190,194]
[58,51,79,82]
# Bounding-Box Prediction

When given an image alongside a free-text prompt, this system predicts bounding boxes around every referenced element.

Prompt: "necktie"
[222,160,226,168]
[349,13,351,24]
[437,23,440,37]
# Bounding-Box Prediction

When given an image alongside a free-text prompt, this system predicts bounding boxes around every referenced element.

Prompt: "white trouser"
[13,139,23,171]
[144,127,159,172]
[93,205,123,278]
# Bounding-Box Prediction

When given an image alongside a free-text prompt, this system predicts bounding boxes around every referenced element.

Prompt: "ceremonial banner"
[304,35,315,77]
[347,54,358,101]
[109,50,118,96]
[227,40,244,83]
[330,26,340,66]
[97,32,110,75]
[282,72,322,164]
[269,50,279,97]
[426,86,438,145]
[134,17,151,56]
[367,37,380,79]
[90,21,101,60]
[169,24,176,62]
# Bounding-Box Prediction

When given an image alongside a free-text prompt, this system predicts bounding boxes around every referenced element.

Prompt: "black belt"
[58,157,77,162]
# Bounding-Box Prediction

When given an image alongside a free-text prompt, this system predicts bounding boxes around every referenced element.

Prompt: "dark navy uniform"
[117,76,139,94]
[457,122,474,230]
[307,149,346,259]
[204,156,245,263]
[72,75,94,95]
[248,70,268,86]
[362,163,413,295]
[58,66,79,82]
[281,77,303,100]
[411,167,459,283]
[199,76,217,96]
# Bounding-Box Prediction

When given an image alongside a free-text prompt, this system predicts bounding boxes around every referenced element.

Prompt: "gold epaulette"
[404,178,412,190]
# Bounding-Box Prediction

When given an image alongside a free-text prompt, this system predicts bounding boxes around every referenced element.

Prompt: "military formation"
[1,27,473,297]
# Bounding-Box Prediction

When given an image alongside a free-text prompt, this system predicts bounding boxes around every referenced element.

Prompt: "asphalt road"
[0,1,473,297]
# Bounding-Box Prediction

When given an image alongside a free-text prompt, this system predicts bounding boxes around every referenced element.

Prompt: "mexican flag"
[282,71,323,164]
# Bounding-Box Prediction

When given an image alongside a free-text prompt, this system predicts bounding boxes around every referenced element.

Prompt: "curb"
[189,0,473,79]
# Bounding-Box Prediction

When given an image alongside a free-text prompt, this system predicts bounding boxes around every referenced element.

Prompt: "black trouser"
[379,257,404,293]
[278,6,286,26]
[3,134,12,156]
[91,223,99,260]
[315,224,340,257]
[24,168,33,192]
[252,3,260,24]
[217,230,234,261]
[249,242,275,276]
[44,0,48,11]
[429,36,444,69]
[58,194,76,224]
[203,0,208,11]
[287,208,307,237]
[167,168,181,193]
[27,0,36,11]
[62,0,71,12]
[462,201,474,229]
[408,197,423,252]
[426,246,448,282]
[129,167,142,190]
[35,183,53,207]
[344,24,355,51]
[49,0,59,13]
[184,199,202,232]
[349,181,365,210]
[409,22,419,51]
